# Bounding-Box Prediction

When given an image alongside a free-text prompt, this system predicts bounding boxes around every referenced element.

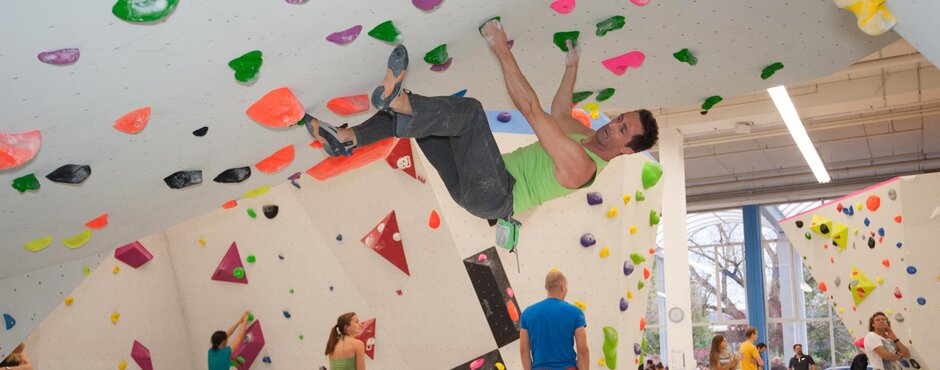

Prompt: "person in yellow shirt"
[739,328,764,370]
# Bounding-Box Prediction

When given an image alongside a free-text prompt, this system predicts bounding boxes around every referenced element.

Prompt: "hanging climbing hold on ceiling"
[700,95,723,115]
[112,0,179,23]
[4,313,15,330]
[412,0,443,11]
[85,213,109,229]
[255,145,295,174]
[11,173,40,193]
[38,48,80,65]
[214,167,252,183]
[424,44,449,65]
[327,25,363,45]
[761,62,784,80]
[46,164,91,184]
[368,20,403,44]
[23,236,53,252]
[242,186,270,199]
[228,50,263,84]
[596,88,616,102]
[192,126,209,137]
[164,170,203,189]
[596,16,625,36]
[602,51,645,75]
[549,0,576,14]
[553,31,580,52]
[246,87,305,128]
[263,205,279,219]
[673,48,698,66]
[246,208,257,219]
[431,57,453,72]
[834,0,896,36]
[572,91,593,104]
[62,230,93,249]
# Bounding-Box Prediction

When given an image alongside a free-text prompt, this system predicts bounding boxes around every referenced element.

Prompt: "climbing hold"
[804,232,812,240]
[896,242,902,249]
[115,241,153,268]
[700,95,723,114]
[427,210,441,229]
[3,313,15,330]
[848,268,876,306]
[362,211,411,275]
[327,95,371,117]
[810,215,832,237]
[62,230,93,249]
[834,0,896,36]
[602,51,645,75]
[412,0,443,11]
[164,170,202,189]
[222,200,237,209]
[761,62,784,80]
[631,0,650,5]
[583,102,600,119]
[629,226,638,235]
[192,126,209,137]
[642,161,663,189]
[596,88,616,102]
[336,234,343,241]
[46,164,92,184]
[866,195,881,211]
[38,48,80,65]
[233,267,246,280]
[23,236,53,252]
[452,89,468,97]
[893,215,902,223]
[620,298,628,311]
[248,312,254,322]
[282,311,291,319]
[228,50,263,83]
[881,259,890,267]
[630,253,646,265]
[634,343,641,355]
[112,0,178,23]
[553,31,580,52]
[819,282,828,292]
[599,247,610,258]
[424,44,449,65]
[864,217,871,227]
[12,173,40,193]
[906,266,917,275]
[242,186,270,198]
[602,326,618,369]
[637,281,645,290]
[497,111,513,123]
[495,363,505,370]
[673,48,698,66]
[876,276,884,284]
[887,189,896,200]
[255,145,295,174]
[113,266,120,274]
[877,227,885,237]
[837,203,843,212]
[549,0,575,14]
[574,300,586,310]
[262,205,279,219]
[326,25,363,44]
[607,207,618,218]
[596,16,626,36]
[111,312,120,324]
[635,190,646,201]
[831,222,848,249]
[430,58,453,71]
[247,87,305,128]
[368,20,402,44]
[917,297,926,305]
[0,130,41,170]
[580,233,596,247]
[894,313,904,323]
[643,267,651,280]
[649,210,660,226]
[571,109,591,127]
[834,276,842,287]
[65,297,74,306]
[627,291,633,299]
[214,167,252,183]
[263,356,272,364]
[213,242,249,284]
[795,220,804,228]
[82,265,91,275]
[572,91,593,104]
[247,255,256,264]
[893,287,902,299]
[85,213,109,229]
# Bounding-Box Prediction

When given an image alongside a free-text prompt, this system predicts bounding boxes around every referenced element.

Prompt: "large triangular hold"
[231,320,266,370]
[355,318,377,359]
[212,242,248,284]
[114,241,153,269]
[463,247,521,348]
[848,267,876,306]
[385,138,417,180]
[830,222,849,249]
[361,211,410,276]
[809,215,832,238]
[131,340,153,370]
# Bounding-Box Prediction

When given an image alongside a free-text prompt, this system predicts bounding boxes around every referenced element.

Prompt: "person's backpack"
[850,353,869,370]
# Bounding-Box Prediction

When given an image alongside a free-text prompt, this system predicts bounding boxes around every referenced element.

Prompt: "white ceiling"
[0,0,899,279]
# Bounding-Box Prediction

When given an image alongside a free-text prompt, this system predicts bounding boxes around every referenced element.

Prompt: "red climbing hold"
[866,195,881,211]
[232,320,266,370]
[255,144,295,174]
[894,215,902,223]
[113,107,151,134]
[309,140,323,149]
[428,210,441,229]
[643,267,651,280]
[818,282,828,292]
[385,138,417,180]
[882,259,890,267]
[836,203,843,212]
[131,340,153,370]
[354,318,377,359]
[327,94,370,116]
[85,213,109,229]
[306,138,399,181]
[0,130,41,170]
[115,241,154,268]
[361,211,410,276]
[212,242,248,284]
[222,200,238,209]
[640,317,646,331]
[246,87,305,128]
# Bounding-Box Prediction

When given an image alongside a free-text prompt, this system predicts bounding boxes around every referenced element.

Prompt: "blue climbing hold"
[906,266,917,275]
[917,297,926,305]
[878,227,885,237]
[620,297,628,312]
[451,89,468,97]
[864,218,870,227]
[580,233,596,247]
[262,356,272,364]
[3,313,14,330]
[283,310,292,319]
[896,242,902,249]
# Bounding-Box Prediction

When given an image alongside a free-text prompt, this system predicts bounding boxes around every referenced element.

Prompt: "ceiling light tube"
[767,85,831,183]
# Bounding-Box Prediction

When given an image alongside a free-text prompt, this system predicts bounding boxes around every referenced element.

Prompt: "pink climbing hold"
[327,94,370,116]
[131,340,153,370]
[506,287,514,298]
[631,0,651,6]
[854,337,865,348]
[550,0,576,14]
[212,242,248,284]
[326,25,363,45]
[601,51,645,75]
[113,107,152,134]
[430,57,453,72]
[477,254,487,262]
[114,241,154,269]
[231,320,266,370]
[469,358,486,370]
[38,48,80,65]
[412,0,443,11]
[0,130,41,170]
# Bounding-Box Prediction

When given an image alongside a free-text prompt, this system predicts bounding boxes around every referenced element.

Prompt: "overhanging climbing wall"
[779,173,940,368]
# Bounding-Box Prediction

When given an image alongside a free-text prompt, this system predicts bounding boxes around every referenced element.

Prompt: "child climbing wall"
[779,173,940,368]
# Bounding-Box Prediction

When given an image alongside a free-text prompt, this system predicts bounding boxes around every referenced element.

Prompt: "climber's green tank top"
[330,356,356,370]
[502,134,608,215]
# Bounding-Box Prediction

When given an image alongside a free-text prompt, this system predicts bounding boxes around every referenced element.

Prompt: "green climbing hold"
[630,253,646,265]
[230,360,238,368]
[638,281,645,290]
[12,174,40,193]
[553,31,580,52]
[596,88,616,102]
[247,255,256,264]
[112,0,179,23]
[478,16,501,36]
[761,62,784,80]
[82,265,91,276]
[596,16,625,37]
[673,48,698,66]
[289,288,295,294]
[228,50,263,83]
[247,208,257,219]
[649,210,660,226]
[368,20,402,44]
[701,95,723,113]
[804,232,812,240]
[641,161,663,189]
[602,326,618,370]
[572,91,593,104]
[299,334,304,340]
[424,44,449,65]
[236,356,246,364]
[247,312,254,322]
[233,266,245,280]
[635,190,646,202]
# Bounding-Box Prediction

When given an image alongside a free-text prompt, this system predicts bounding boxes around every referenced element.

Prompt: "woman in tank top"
[709,335,740,370]
[325,312,366,370]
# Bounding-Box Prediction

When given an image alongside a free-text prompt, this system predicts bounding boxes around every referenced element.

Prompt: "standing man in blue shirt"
[520,270,589,370]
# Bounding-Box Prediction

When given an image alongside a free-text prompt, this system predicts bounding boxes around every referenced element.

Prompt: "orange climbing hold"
[429,210,441,229]
[571,108,591,128]
[894,215,902,223]
[327,94,370,116]
[639,317,646,331]
[0,130,42,170]
[309,140,323,149]
[882,259,890,267]
[818,282,827,292]
[255,144,295,174]
[307,138,399,181]
[222,200,238,209]
[506,300,520,322]
[113,107,151,134]
[866,195,881,211]
[643,267,651,280]
[85,213,109,229]
[246,87,305,128]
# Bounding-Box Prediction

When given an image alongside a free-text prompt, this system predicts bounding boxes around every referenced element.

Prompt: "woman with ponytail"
[709,334,740,370]
[207,311,249,370]
[324,312,366,370]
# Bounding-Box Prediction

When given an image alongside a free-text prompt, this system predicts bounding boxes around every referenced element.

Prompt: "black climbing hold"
[868,237,876,249]
[46,164,92,184]
[336,234,343,241]
[795,220,804,228]
[163,170,203,189]
[193,126,209,137]
[214,167,251,183]
[819,224,830,235]
[263,205,279,219]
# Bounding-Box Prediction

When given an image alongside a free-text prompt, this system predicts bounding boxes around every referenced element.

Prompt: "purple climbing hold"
[623,261,635,276]
[580,233,596,247]
[587,192,603,205]
[507,40,515,49]
[896,242,902,249]
[412,0,443,11]
[38,48,80,65]
[288,172,302,181]
[497,111,512,123]
[284,0,308,3]
[620,298,629,312]
[326,25,363,45]
[430,57,453,72]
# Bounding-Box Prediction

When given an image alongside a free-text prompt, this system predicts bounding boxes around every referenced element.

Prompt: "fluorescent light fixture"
[767,86,831,183]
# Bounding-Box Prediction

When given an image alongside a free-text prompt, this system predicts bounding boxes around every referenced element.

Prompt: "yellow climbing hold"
[607,207,618,218]
[629,226,638,235]
[495,363,505,370]
[242,185,271,199]
[599,247,611,258]
[831,222,848,249]
[65,297,74,306]
[62,230,93,249]
[111,312,120,324]
[885,309,893,315]
[853,228,859,235]
[856,202,863,212]
[23,236,54,252]
[199,238,206,246]
[833,0,896,36]
[876,276,884,284]
[809,215,832,238]
[113,266,120,274]
[574,300,587,310]
[599,358,606,366]
[839,307,845,313]
[627,291,634,299]
[82,265,92,276]
[623,195,632,205]
[583,102,600,119]
[551,267,560,272]
[118,360,127,370]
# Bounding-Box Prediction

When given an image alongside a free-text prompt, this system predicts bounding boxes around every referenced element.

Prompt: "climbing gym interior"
[1,0,938,369]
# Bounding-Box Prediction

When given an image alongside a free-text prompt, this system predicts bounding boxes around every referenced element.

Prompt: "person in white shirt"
[863,312,910,370]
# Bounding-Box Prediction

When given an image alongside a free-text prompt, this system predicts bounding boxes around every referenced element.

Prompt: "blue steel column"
[742,205,767,364]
